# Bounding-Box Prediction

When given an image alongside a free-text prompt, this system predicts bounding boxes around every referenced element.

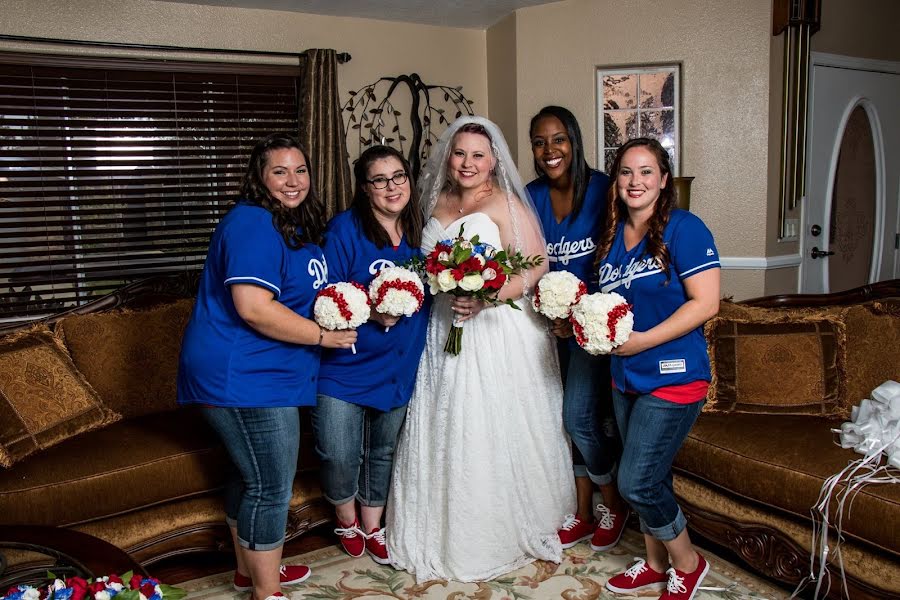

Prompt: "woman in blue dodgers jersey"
[526,106,629,552]
[313,145,428,565]
[596,138,719,600]
[177,133,356,600]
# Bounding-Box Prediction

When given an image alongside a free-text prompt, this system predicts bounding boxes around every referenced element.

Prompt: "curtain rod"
[0,34,351,63]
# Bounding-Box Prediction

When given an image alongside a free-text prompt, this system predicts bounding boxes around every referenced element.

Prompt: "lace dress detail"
[386,212,575,582]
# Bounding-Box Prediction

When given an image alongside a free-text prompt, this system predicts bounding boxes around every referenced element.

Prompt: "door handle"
[810,246,835,259]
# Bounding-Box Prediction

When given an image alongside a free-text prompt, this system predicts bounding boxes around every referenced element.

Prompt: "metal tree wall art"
[343,73,475,178]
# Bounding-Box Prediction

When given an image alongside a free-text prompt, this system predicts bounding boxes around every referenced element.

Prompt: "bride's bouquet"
[422,224,543,355]
[569,291,634,355]
[314,281,371,354]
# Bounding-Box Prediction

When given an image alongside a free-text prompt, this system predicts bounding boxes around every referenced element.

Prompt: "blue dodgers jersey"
[177,202,328,407]
[597,209,720,394]
[527,169,610,286]
[317,210,429,411]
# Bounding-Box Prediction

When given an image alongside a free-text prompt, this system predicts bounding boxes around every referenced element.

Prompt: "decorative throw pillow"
[705,313,846,416]
[841,300,900,408]
[56,299,194,420]
[0,326,121,468]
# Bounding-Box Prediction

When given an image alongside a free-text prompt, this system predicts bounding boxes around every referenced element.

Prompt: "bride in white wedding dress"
[386,116,576,582]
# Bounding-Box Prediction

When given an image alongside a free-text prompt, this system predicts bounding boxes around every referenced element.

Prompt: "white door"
[801,54,900,293]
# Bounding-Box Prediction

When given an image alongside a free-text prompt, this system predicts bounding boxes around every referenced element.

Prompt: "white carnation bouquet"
[368,266,425,332]
[314,281,371,354]
[569,291,634,355]
[532,271,588,320]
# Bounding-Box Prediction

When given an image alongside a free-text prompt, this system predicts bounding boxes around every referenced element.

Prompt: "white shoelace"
[624,558,649,581]
[666,567,687,594]
[334,524,363,538]
[365,528,386,545]
[596,504,616,530]
[560,513,580,531]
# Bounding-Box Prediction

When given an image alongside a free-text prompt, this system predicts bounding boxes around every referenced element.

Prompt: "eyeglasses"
[366,173,408,189]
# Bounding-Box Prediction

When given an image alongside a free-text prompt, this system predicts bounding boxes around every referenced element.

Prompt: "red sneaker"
[365,527,390,565]
[589,504,630,551]
[606,558,668,594]
[232,565,311,591]
[557,513,596,548]
[660,554,710,600]
[335,518,366,558]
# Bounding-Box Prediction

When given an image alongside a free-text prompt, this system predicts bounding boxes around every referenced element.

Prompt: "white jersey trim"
[679,260,720,278]
[225,276,281,298]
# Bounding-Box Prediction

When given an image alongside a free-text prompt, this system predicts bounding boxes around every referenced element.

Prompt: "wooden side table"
[0,526,148,588]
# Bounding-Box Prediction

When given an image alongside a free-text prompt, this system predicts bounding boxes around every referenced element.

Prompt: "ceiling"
[155,0,562,29]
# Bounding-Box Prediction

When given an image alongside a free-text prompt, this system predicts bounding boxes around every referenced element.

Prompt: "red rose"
[107,576,123,586]
[66,578,88,591]
[129,575,143,590]
[88,582,106,595]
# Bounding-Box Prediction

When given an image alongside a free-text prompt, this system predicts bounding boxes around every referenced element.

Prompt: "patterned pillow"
[705,313,846,416]
[56,299,194,420]
[841,301,900,408]
[0,326,121,468]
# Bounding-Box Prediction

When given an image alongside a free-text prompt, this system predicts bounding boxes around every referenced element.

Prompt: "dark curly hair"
[238,133,326,247]
[595,137,676,281]
[529,105,592,219]
[351,145,423,249]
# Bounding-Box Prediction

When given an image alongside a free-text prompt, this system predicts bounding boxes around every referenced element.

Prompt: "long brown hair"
[238,133,326,247]
[351,145,423,249]
[595,137,676,279]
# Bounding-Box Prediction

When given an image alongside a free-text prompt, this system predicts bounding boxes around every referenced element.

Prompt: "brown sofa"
[0,274,330,567]
[673,280,900,600]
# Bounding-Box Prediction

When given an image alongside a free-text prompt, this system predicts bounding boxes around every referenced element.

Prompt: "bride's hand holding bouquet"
[422,224,543,355]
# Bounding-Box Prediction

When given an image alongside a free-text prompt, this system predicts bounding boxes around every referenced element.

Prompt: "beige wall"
[0,0,489,166]
[813,0,900,62]
[511,0,773,298]
[487,13,518,155]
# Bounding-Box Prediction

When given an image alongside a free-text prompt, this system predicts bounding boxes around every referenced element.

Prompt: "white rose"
[458,272,485,292]
[24,588,41,600]
[427,275,441,295]
[438,251,450,262]
[437,269,458,292]
[95,591,111,600]
[482,267,497,281]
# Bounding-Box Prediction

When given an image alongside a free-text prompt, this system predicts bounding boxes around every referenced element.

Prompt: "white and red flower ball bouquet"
[314,281,371,354]
[532,271,588,321]
[368,266,425,332]
[570,291,634,355]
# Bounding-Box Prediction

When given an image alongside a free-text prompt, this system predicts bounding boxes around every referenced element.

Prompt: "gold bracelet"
[318,326,325,345]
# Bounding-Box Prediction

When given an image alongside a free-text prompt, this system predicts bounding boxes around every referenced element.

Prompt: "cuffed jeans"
[559,341,619,484]
[202,406,300,551]
[612,388,703,542]
[312,395,407,507]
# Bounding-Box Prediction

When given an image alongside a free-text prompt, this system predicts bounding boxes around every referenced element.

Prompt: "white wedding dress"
[386,211,576,582]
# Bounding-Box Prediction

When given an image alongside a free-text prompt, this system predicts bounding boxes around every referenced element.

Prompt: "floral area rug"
[180,528,788,600]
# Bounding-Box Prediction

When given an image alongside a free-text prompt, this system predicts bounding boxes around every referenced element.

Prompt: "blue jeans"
[202,406,299,551]
[612,388,703,542]
[312,395,407,507]
[559,341,619,484]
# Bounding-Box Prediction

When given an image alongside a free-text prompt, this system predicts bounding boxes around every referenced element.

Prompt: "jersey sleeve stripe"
[224,276,282,298]
[679,260,721,278]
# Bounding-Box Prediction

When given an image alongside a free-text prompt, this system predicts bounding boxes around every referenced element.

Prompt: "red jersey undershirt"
[612,378,708,404]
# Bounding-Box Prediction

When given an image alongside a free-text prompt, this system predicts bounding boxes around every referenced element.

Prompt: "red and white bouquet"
[422,225,543,355]
[1,572,186,600]
[368,266,425,332]
[570,291,634,355]
[532,271,588,320]
[314,281,371,354]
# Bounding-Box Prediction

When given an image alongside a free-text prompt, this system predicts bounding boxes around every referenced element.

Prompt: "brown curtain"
[299,49,353,219]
